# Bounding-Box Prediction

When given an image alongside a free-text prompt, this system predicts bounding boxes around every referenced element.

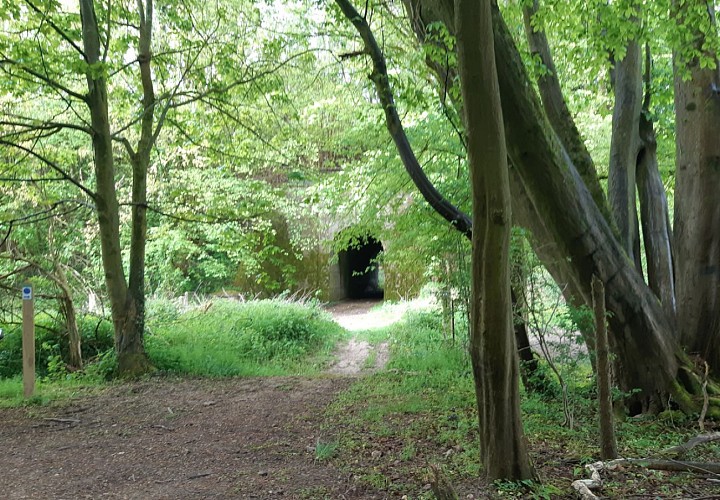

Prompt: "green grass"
[323,304,720,498]
[0,296,345,406]
[314,440,339,461]
[0,376,106,408]
[145,298,344,377]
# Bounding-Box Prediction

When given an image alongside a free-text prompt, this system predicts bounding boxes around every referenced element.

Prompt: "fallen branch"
[571,461,604,500]
[700,361,710,431]
[661,432,720,459]
[187,472,212,480]
[614,458,720,475]
[572,457,720,498]
[43,417,80,424]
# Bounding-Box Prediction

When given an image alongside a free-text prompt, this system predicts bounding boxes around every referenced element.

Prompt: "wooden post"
[22,283,35,398]
[592,275,617,459]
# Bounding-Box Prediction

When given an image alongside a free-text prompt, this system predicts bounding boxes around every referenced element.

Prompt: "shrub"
[145,298,342,376]
[0,314,114,380]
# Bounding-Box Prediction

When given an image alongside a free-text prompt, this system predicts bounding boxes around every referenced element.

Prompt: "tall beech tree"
[335,0,535,479]
[672,0,720,373]
[337,0,720,415]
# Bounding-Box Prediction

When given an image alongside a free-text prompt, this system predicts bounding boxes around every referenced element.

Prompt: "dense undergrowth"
[145,298,342,376]
[0,297,342,404]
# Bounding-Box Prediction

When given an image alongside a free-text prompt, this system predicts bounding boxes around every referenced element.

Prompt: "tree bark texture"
[456,0,534,480]
[118,0,155,375]
[55,264,82,370]
[521,0,612,227]
[80,0,152,375]
[79,0,130,345]
[608,39,643,271]
[637,45,675,321]
[672,0,720,374]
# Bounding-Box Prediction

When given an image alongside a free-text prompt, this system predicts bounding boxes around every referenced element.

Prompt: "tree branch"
[24,0,87,59]
[0,58,87,102]
[334,0,472,239]
[0,139,96,199]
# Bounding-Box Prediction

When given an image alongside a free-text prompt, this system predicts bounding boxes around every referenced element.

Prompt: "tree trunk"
[637,45,675,322]
[118,0,155,376]
[456,0,534,480]
[592,275,617,460]
[492,6,682,402]
[401,0,718,412]
[80,0,151,376]
[672,0,720,374]
[608,39,643,271]
[521,0,612,226]
[54,264,82,370]
[79,0,129,339]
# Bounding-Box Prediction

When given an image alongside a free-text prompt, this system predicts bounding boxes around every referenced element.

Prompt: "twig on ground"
[661,432,720,459]
[43,417,80,423]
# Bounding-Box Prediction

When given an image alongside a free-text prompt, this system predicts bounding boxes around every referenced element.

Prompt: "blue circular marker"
[22,286,32,300]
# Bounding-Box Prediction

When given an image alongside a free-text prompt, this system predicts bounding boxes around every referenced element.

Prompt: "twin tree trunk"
[79,0,151,376]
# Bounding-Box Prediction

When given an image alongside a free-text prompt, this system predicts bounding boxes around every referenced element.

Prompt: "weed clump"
[145,298,342,376]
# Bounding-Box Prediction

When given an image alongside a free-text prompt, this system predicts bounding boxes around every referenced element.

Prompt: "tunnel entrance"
[337,234,384,300]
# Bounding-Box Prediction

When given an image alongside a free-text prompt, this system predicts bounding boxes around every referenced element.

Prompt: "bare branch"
[122,202,263,227]
[0,58,87,102]
[334,0,472,237]
[0,139,96,199]
[0,201,88,228]
[0,265,34,282]
[0,119,91,136]
[111,135,136,160]
[24,0,87,59]
[0,175,66,182]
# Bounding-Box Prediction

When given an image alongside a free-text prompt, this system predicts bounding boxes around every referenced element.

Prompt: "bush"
[0,314,114,380]
[145,298,342,376]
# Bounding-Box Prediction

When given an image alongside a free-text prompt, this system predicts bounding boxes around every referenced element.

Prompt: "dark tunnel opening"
[338,235,384,300]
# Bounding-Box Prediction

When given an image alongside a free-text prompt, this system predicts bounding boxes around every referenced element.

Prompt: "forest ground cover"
[1,299,720,499]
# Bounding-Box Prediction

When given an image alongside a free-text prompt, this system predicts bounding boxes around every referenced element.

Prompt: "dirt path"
[1,377,385,499]
[325,300,395,376]
[0,301,400,500]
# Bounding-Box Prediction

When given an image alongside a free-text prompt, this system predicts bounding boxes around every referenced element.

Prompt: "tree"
[334,0,535,480]
[78,0,155,375]
[1,0,300,374]
[359,0,720,413]
[455,0,534,480]
[671,0,720,373]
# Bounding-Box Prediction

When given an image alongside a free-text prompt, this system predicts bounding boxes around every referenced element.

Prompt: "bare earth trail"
[0,300,396,500]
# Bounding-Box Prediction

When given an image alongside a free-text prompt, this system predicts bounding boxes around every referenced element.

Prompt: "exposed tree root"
[669,362,720,419]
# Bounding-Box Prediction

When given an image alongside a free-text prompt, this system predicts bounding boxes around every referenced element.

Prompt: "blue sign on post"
[22,286,32,300]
